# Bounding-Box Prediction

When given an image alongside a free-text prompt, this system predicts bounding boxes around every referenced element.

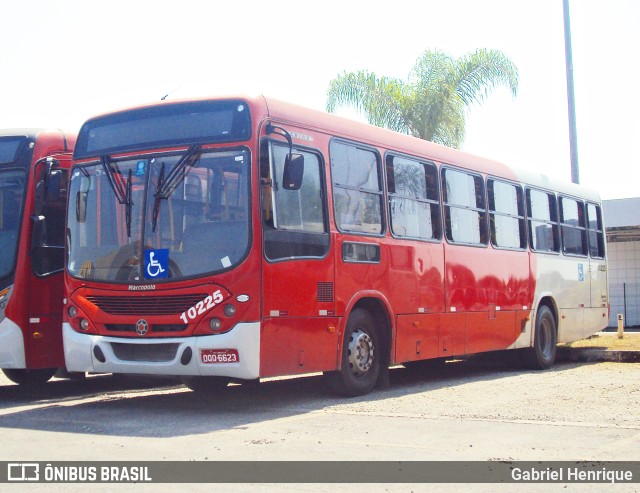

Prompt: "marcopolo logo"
[8,463,39,482]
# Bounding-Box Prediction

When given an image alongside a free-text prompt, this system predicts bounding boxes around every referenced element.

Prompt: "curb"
[557,347,640,363]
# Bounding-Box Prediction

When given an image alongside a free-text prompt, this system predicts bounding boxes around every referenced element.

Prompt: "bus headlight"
[209,318,222,331]
[80,319,90,331]
[68,306,77,318]
[224,304,236,317]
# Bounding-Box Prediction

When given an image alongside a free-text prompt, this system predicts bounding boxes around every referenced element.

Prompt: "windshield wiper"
[151,162,166,233]
[125,169,133,238]
[100,155,127,204]
[158,144,201,199]
[100,155,134,237]
[151,145,201,233]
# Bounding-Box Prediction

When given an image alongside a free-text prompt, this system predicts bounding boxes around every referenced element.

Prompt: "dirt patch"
[562,332,640,350]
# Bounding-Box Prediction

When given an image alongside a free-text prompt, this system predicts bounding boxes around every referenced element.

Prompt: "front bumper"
[63,322,260,379]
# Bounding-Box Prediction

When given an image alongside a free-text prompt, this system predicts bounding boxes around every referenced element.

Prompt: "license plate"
[200,349,239,364]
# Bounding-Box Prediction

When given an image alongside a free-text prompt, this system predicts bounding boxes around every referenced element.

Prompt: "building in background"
[603,198,640,328]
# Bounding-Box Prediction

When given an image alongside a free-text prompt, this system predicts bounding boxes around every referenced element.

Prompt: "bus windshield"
[67,148,250,283]
[0,169,26,279]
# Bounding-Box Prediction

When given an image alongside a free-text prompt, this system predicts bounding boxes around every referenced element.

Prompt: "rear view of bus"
[0,129,74,386]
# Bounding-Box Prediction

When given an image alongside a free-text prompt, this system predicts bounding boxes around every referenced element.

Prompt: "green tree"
[326,48,519,148]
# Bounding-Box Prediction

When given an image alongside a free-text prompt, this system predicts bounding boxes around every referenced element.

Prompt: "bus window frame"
[329,138,385,238]
[525,186,561,255]
[586,201,605,260]
[67,145,254,283]
[440,164,488,248]
[487,176,527,252]
[384,151,442,243]
[559,194,589,258]
[261,138,331,262]
[31,161,69,278]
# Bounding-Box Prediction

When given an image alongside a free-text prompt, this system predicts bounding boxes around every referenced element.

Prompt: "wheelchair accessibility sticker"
[144,249,169,279]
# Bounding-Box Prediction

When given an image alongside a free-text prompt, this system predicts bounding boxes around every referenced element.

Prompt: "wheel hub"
[347,329,374,376]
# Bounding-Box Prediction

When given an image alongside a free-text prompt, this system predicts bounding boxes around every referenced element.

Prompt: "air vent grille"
[110,342,179,362]
[317,282,334,303]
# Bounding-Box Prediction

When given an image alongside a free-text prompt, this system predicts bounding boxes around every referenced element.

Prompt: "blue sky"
[1,0,638,199]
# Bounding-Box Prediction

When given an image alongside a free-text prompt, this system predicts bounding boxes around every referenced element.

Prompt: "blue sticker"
[144,249,169,279]
[578,263,584,282]
[136,160,147,176]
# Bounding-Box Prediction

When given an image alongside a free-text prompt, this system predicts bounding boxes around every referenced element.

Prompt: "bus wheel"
[526,305,557,370]
[326,308,381,396]
[2,368,56,386]
[181,376,229,393]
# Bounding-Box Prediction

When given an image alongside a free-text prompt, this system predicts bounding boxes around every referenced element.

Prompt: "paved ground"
[0,355,639,492]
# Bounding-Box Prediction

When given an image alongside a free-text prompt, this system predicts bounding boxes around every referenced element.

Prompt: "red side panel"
[14,132,73,369]
[394,314,440,363]
[260,317,340,377]
[443,245,531,356]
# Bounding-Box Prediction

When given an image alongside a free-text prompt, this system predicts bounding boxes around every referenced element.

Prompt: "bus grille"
[86,294,207,315]
[105,324,188,333]
[110,342,179,362]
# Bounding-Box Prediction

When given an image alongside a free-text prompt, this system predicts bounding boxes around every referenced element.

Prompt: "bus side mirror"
[30,214,65,275]
[30,214,47,251]
[282,153,304,190]
[46,169,63,200]
[76,191,88,223]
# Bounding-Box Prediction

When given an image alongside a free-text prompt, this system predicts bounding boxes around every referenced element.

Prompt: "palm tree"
[326,48,519,148]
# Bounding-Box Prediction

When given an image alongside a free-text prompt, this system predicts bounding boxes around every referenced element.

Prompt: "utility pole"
[563,0,580,184]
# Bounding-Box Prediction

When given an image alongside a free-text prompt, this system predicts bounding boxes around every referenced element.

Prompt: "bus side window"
[527,188,560,253]
[587,203,605,258]
[488,179,526,250]
[263,141,329,260]
[32,168,69,276]
[559,196,588,256]
[442,167,487,245]
[386,154,440,240]
[330,141,383,235]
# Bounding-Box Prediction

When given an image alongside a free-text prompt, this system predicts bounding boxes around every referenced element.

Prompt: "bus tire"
[2,368,56,386]
[526,305,557,370]
[326,308,381,397]
[181,376,229,393]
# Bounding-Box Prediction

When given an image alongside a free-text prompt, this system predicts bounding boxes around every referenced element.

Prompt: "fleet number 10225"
[179,290,224,324]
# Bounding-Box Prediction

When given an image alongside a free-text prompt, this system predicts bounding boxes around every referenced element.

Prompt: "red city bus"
[0,129,75,386]
[63,96,608,396]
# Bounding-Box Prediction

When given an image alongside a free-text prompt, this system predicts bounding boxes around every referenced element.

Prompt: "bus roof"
[76,95,602,203]
[0,128,75,150]
[260,96,602,203]
[0,128,70,139]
